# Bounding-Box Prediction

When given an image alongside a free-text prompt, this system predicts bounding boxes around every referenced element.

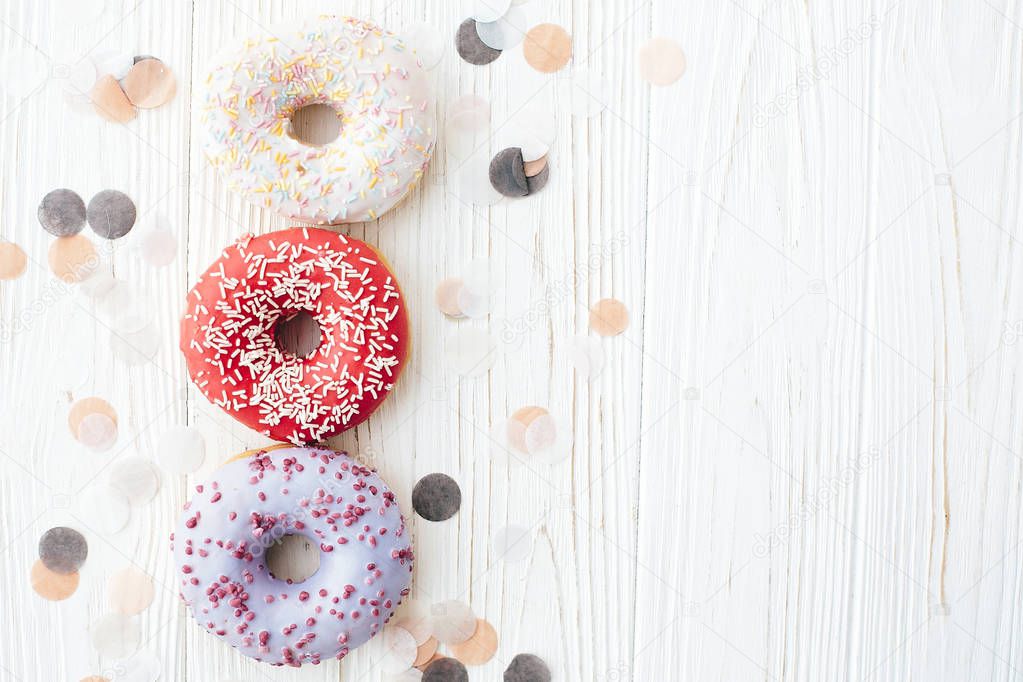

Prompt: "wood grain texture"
[0,0,1020,681]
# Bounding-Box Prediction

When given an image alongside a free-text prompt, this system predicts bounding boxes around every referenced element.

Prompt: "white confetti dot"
[117,651,161,682]
[493,524,532,563]
[0,47,49,99]
[109,457,161,505]
[77,412,118,451]
[138,226,177,268]
[429,600,477,644]
[444,327,498,377]
[377,626,418,674]
[90,613,141,659]
[466,0,512,23]
[475,4,531,51]
[77,484,131,534]
[157,425,206,475]
[92,50,134,79]
[402,22,445,69]
[569,335,605,379]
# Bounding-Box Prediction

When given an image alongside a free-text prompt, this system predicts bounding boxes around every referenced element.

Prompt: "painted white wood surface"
[0,1,1021,681]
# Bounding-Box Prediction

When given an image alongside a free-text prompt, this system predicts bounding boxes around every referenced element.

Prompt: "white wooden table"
[2,1,1022,680]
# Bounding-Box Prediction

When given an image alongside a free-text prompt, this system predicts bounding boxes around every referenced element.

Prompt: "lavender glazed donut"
[171,445,414,667]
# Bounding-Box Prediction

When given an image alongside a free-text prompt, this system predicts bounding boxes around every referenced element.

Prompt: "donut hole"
[265,533,321,584]
[288,103,343,146]
[274,311,322,359]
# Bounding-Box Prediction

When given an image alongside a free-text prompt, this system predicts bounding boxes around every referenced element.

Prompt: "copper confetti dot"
[90,74,136,123]
[526,162,550,195]
[423,657,469,682]
[68,396,118,438]
[413,636,439,667]
[436,277,467,318]
[450,619,498,666]
[120,58,176,109]
[523,24,572,73]
[523,155,548,178]
[589,298,630,336]
[48,234,98,283]
[638,37,687,86]
[107,566,155,615]
[417,652,444,672]
[31,559,79,601]
[0,242,27,280]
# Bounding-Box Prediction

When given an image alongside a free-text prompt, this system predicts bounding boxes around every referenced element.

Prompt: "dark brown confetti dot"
[526,162,550,195]
[87,189,136,239]
[424,657,469,682]
[504,653,552,682]
[38,188,87,237]
[39,526,88,574]
[489,147,528,197]
[412,473,461,522]
[456,18,501,66]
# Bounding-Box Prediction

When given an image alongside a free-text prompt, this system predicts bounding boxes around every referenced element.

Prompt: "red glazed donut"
[181,228,409,443]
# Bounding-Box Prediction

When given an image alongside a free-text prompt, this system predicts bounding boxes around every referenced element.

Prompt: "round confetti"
[30,559,79,601]
[504,653,551,682]
[507,406,547,453]
[90,74,137,123]
[466,0,512,23]
[108,457,161,505]
[523,155,548,178]
[137,221,177,268]
[77,485,131,534]
[523,23,572,73]
[455,284,489,319]
[423,657,469,682]
[436,277,467,318]
[378,626,419,674]
[79,677,109,682]
[110,325,160,366]
[64,59,98,97]
[0,241,28,280]
[492,524,532,563]
[429,601,477,644]
[475,4,530,51]
[79,269,117,299]
[69,396,118,437]
[121,58,177,108]
[455,18,502,66]
[450,619,498,665]
[510,102,557,148]
[638,36,687,86]
[39,526,87,574]
[569,335,605,379]
[93,51,134,80]
[107,566,155,615]
[413,637,439,667]
[589,298,630,336]
[526,162,550,195]
[77,412,118,451]
[156,425,206,475]
[396,599,434,645]
[412,473,461,522]
[562,68,610,118]
[444,328,498,376]
[525,413,558,453]
[489,147,528,197]
[447,95,490,132]
[403,22,445,69]
[87,189,137,240]
[116,652,161,682]
[38,188,87,237]
[48,234,98,283]
[90,613,141,659]
[0,47,48,99]
[455,153,503,206]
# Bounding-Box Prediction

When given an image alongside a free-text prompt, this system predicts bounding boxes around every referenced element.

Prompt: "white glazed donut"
[201,16,437,224]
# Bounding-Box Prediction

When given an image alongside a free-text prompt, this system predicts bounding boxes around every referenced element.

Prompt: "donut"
[180,227,409,444]
[171,445,413,666]
[201,15,437,224]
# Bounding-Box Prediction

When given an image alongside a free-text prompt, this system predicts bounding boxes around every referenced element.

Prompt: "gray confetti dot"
[38,188,86,237]
[424,657,469,682]
[87,189,137,240]
[489,147,528,198]
[39,526,88,574]
[456,18,501,66]
[526,162,550,195]
[412,473,461,522]
[504,653,552,682]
